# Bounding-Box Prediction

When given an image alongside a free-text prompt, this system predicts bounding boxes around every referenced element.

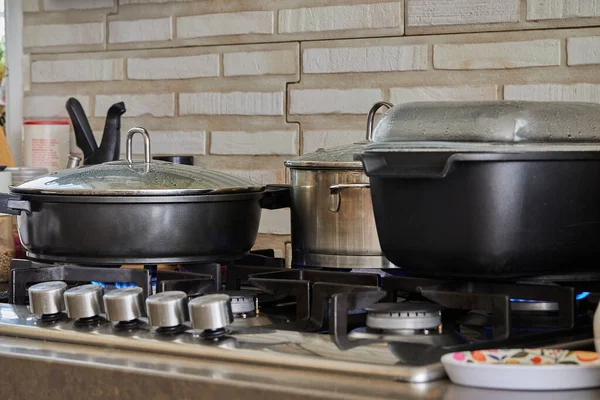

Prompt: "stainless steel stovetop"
[0,254,597,393]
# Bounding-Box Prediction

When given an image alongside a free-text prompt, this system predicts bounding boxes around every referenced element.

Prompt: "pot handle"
[260,185,291,210]
[366,101,393,142]
[126,127,152,164]
[0,194,31,215]
[329,183,370,213]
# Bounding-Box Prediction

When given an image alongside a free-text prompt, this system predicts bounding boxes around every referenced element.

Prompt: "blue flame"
[510,291,590,303]
[91,281,136,289]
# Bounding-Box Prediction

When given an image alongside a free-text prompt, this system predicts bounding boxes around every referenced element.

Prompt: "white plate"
[441,349,600,391]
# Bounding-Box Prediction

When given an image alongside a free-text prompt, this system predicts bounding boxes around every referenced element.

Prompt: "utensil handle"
[126,127,151,163]
[66,97,98,160]
[259,185,291,210]
[366,101,393,142]
[0,194,31,215]
[329,183,370,213]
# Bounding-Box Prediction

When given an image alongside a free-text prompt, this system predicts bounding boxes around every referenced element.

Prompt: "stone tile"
[253,234,290,258]
[434,39,561,69]
[43,0,114,10]
[567,36,600,65]
[24,23,104,48]
[177,11,274,39]
[210,130,298,155]
[31,58,124,83]
[24,95,90,118]
[407,0,519,26]
[279,3,403,34]
[95,94,175,117]
[109,18,172,43]
[303,44,427,74]
[390,85,498,103]
[23,0,40,12]
[259,209,291,235]
[302,130,366,154]
[289,89,382,115]
[180,92,284,116]
[527,0,600,20]
[125,131,206,155]
[128,54,219,80]
[120,0,192,2]
[223,50,297,76]
[504,83,600,103]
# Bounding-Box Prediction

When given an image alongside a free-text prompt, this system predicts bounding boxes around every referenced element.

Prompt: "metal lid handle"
[366,101,393,142]
[126,127,151,163]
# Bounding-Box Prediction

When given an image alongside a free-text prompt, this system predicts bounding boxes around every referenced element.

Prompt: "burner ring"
[366,303,442,331]
[510,300,559,312]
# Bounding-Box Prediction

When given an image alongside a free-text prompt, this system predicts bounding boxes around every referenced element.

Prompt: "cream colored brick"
[527,0,600,20]
[568,37,600,66]
[302,130,366,154]
[434,39,561,70]
[303,44,427,74]
[259,209,291,235]
[32,59,124,83]
[210,130,298,155]
[95,94,174,117]
[289,89,382,115]
[180,92,284,116]
[223,50,296,76]
[109,18,172,43]
[128,54,219,80]
[24,23,104,48]
[279,3,402,33]
[120,0,191,3]
[407,0,519,26]
[44,0,114,10]
[24,95,90,118]
[23,0,40,12]
[504,83,600,103]
[126,131,206,155]
[177,12,274,39]
[390,85,498,103]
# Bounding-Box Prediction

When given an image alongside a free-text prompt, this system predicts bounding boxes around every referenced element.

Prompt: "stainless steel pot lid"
[11,127,263,196]
[366,101,600,152]
[284,142,366,169]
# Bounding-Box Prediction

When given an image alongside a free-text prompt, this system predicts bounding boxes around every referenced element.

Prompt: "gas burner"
[366,302,442,332]
[228,291,256,317]
[510,299,558,312]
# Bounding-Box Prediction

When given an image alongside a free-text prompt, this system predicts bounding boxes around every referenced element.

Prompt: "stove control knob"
[146,291,189,329]
[104,287,146,322]
[28,281,67,315]
[189,294,233,331]
[64,284,104,319]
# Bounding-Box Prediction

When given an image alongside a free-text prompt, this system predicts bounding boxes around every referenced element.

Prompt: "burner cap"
[366,302,442,331]
[229,292,256,315]
[510,300,558,312]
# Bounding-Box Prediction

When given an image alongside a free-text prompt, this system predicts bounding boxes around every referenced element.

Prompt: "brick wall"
[21,0,600,260]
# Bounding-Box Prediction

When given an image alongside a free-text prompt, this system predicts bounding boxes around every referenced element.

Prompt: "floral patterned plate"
[441,349,600,390]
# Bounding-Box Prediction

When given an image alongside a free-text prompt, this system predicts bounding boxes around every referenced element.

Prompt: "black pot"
[360,150,600,278]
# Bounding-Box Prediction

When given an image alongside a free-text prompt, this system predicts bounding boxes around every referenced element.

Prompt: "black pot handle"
[260,185,291,210]
[0,194,31,215]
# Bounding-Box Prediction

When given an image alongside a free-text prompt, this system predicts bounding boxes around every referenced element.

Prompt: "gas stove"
[0,252,596,383]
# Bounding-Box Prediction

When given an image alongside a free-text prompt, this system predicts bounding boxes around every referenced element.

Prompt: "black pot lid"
[11,127,263,196]
[366,101,600,152]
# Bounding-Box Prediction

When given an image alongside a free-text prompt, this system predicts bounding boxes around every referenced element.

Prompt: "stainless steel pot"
[284,103,395,269]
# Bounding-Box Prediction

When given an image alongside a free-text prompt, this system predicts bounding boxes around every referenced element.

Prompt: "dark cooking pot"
[360,101,600,278]
[0,127,289,265]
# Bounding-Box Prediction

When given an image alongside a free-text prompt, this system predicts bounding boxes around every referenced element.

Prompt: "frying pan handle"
[260,185,291,210]
[366,101,393,142]
[329,183,370,212]
[0,194,31,215]
[126,127,152,164]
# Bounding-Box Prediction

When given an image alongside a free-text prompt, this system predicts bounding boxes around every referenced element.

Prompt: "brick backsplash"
[21,0,600,254]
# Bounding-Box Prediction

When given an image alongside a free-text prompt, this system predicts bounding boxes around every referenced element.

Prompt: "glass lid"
[284,142,366,169]
[366,101,600,152]
[11,127,263,196]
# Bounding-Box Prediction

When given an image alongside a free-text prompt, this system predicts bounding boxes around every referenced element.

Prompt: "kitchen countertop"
[1,336,598,400]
